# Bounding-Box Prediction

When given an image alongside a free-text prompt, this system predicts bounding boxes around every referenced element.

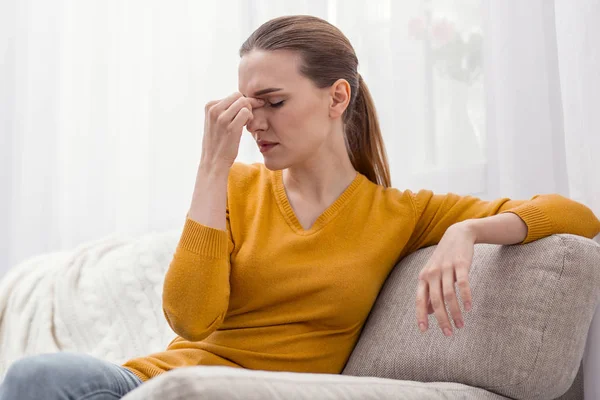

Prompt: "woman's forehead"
[238,50,302,95]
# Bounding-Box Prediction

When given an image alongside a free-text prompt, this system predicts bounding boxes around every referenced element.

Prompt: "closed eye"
[269,101,285,108]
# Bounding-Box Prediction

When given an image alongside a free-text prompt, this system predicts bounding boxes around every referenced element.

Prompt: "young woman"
[1,15,598,400]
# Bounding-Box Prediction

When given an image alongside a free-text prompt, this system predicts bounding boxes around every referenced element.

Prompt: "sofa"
[0,230,598,399]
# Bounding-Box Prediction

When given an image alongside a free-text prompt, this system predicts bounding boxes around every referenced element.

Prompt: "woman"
[1,15,598,400]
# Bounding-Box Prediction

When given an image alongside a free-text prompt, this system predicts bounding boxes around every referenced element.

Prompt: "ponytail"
[345,74,391,187]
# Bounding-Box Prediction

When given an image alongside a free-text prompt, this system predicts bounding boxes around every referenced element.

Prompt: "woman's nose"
[246,108,268,134]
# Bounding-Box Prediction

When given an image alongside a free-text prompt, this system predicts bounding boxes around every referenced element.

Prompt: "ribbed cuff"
[502,204,553,244]
[177,217,228,258]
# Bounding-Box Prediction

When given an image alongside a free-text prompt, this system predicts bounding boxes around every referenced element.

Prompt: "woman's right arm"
[162,92,263,342]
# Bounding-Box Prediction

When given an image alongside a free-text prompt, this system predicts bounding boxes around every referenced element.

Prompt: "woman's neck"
[283,150,357,205]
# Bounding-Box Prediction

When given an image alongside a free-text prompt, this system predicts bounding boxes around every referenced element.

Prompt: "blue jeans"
[0,352,144,399]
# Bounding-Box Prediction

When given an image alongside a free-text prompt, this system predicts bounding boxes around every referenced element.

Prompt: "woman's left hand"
[415,221,476,337]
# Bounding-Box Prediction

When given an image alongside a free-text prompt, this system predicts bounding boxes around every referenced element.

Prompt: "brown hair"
[239,15,391,187]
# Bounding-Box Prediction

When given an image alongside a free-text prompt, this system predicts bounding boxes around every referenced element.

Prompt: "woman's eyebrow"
[253,88,283,96]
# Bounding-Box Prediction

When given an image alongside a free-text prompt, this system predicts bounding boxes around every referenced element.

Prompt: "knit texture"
[343,235,599,400]
[0,230,180,379]
[122,163,600,382]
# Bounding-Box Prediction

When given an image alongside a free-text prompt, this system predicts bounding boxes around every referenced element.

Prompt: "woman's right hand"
[200,92,265,170]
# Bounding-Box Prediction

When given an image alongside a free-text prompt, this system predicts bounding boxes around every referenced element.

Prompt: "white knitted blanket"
[0,230,180,378]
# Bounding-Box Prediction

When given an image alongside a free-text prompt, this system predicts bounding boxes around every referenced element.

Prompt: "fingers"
[415,228,475,336]
[199,92,263,168]
[415,280,429,332]
[205,92,242,120]
[418,264,472,336]
[205,92,265,124]
[246,97,266,109]
[229,107,253,135]
[442,267,463,329]
[455,265,473,312]
[428,277,453,337]
[219,96,264,126]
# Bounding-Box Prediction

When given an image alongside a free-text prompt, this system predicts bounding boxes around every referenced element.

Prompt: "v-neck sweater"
[122,162,600,382]
[271,168,363,235]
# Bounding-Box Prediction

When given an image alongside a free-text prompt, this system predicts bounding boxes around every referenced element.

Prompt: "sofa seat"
[121,365,510,400]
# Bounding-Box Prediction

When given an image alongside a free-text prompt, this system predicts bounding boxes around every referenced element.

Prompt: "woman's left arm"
[409,191,600,338]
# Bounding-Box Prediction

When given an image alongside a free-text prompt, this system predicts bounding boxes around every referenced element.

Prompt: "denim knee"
[0,352,141,400]
[0,353,58,397]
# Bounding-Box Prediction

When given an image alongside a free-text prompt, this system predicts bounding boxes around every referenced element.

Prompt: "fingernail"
[464,302,472,311]
[419,322,427,332]
[443,328,452,337]
[455,319,464,329]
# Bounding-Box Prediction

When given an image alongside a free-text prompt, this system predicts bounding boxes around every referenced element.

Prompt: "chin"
[262,158,286,171]
[262,155,292,171]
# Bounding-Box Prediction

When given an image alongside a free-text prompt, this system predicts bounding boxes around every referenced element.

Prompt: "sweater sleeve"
[162,210,234,342]
[403,190,600,254]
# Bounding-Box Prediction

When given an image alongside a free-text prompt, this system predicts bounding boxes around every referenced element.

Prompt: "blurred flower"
[408,17,427,40]
[431,19,457,46]
[407,15,482,84]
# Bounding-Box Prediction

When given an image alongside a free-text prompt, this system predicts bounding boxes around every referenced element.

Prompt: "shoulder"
[361,178,418,207]
[356,177,423,220]
[229,161,263,180]
[227,162,272,196]
[229,162,269,183]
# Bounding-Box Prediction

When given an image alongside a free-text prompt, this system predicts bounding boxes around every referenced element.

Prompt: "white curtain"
[484,0,600,214]
[1,0,598,261]
[484,2,600,398]
[1,1,598,255]
[1,0,489,272]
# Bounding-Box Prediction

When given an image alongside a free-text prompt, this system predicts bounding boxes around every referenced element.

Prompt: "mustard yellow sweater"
[122,162,600,382]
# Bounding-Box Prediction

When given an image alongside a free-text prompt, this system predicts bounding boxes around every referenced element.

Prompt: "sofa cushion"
[343,234,600,400]
[121,366,510,400]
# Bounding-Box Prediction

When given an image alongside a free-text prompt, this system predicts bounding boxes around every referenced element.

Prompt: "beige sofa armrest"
[344,234,600,400]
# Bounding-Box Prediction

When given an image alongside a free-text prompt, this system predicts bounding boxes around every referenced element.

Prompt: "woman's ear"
[329,79,351,119]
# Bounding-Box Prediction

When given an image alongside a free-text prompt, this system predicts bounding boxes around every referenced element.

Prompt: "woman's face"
[238,49,335,171]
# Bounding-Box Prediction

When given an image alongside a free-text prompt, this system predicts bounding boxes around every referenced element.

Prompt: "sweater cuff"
[177,217,229,258]
[501,204,553,244]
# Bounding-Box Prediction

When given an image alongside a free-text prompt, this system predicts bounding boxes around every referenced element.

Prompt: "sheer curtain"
[1,2,598,258]
[1,0,598,262]
[1,0,487,272]
[484,0,600,216]
[483,1,600,398]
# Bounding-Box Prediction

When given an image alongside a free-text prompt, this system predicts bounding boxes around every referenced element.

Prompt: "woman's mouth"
[257,140,279,153]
